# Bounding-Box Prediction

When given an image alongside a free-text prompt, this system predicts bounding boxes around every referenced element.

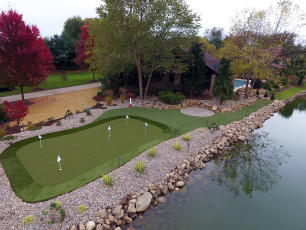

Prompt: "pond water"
[126,95,306,230]
[234,79,249,88]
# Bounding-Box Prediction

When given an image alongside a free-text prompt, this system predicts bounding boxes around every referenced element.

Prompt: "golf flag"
[145,123,148,127]
[126,115,129,119]
[108,126,111,131]
[108,125,111,138]
[38,135,42,139]
[57,155,61,162]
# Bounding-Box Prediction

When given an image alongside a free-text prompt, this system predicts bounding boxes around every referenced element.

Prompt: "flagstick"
[145,125,146,134]
[126,118,127,126]
[59,162,62,170]
[40,139,42,148]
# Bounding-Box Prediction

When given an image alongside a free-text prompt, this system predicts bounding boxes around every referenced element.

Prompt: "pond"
[126,95,306,230]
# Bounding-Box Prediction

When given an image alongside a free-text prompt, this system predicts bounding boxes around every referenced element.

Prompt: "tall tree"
[285,57,306,85]
[212,58,234,105]
[90,0,200,100]
[3,100,28,127]
[62,16,84,43]
[182,41,206,97]
[0,9,54,100]
[205,27,224,49]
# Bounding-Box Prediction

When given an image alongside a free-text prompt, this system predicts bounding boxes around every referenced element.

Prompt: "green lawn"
[275,83,306,100]
[0,71,99,98]
[0,99,270,202]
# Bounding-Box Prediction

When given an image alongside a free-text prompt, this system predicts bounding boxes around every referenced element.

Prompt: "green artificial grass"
[275,83,306,100]
[0,71,99,98]
[0,116,171,202]
[97,99,271,136]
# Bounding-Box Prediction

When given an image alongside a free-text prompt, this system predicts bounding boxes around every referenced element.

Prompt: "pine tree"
[212,58,234,105]
[256,89,259,96]
[264,91,268,98]
[270,93,275,100]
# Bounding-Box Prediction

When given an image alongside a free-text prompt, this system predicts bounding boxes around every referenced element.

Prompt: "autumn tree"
[62,16,84,43]
[0,9,54,100]
[90,0,200,100]
[3,100,29,127]
[205,27,224,49]
[212,58,234,105]
[285,57,306,85]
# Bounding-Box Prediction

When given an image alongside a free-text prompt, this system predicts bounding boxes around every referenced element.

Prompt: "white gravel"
[0,99,221,230]
[180,107,214,117]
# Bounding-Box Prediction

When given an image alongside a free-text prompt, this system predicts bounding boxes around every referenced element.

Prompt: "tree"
[62,16,84,43]
[3,100,28,127]
[44,34,77,70]
[205,27,224,49]
[285,57,306,85]
[91,0,200,100]
[182,41,206,97]
[0,9,54,101]
[212,58,234,105]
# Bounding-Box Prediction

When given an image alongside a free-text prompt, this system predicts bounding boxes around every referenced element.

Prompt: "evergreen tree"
[212,58,234,105]
[264,91,268,98]
[182,42,206,98]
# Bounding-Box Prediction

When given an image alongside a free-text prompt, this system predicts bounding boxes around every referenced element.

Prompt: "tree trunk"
[136,55,144,100]
[92,71,95,81]
[144,58,155,100]
[20,85,24,101]
[248,77,257,98]
[220,98,223,105]
[244,76,250,99]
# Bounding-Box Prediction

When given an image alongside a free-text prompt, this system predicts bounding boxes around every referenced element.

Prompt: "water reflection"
[279,95,306,118]
[210,131,290,197]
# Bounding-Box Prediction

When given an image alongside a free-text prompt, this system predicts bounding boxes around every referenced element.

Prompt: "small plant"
[256,89,259,96]
[26,124,35,130]
[111,103,117,106]
[92,102,101,109]
[200,135,205,139]
[0,127,6,138]
[172,142,181,151]
[27,121,32,125]
[0,135,14,141]
[47,117,54,121]
[101,107,108,109]
[147,147,157,158]
[197,129,202,132]
[85,110,92,116]
[120,94,126,103]
[234,91,240,102]
[135,161,146,174]
[264,90,268,98]
[102,174,113,186]
[21,215,35,225]
[105,96,112,106]
[75,110,81,114]
[208,122,219,132]
[38,120,45,126]
[80,117,85,123]
[158,91,185,105]
[270,93,275,100]
[77,205,87,214]
[46,201,66,223]
[56,120,61,126]
[182,133,191,141]
[64,109,73,118]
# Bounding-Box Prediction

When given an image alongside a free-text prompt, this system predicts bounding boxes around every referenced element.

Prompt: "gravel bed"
[0,99,221,230]
[180,107,214,117]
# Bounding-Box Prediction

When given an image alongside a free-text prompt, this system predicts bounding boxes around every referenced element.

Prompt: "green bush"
[263,81,272,91]
[147,147,157,158]
[272,81,280,90]
[264,91,268,98]
[0,135,14,141]
[47,117,54,122]
[172,142,181,151]
[85,110,92,116]
[256,89,259,96]
[182,133,191,141]
[80,117,85,123]
[21,215,35,225]
[252,78,263,89]
[102,174,113,186]
[158,91,185,105]
[77,205,87,214]
[56,120,61,126]
[135,161,146,174]
[270,93,275,100]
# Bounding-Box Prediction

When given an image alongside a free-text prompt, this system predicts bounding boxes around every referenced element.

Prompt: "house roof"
[205,53,219,73]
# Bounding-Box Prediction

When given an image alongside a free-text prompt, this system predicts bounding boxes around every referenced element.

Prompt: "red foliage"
[0,9,54,99]
[74,23,93,68]
[3,100,29,127]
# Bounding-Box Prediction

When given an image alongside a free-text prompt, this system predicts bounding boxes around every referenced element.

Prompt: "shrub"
[200,135,205,139]
[234,91,240,102]
[64,110,73,118]
[208,122,219,131]
[270,93,275,100]
[111,103,117,106]
[256,89,259,96]
[0,135,14,141]
[85,110,92,116]
[26,124,36,130]
[272,81,280,90]
[101,107,108,109]
[102,174,113,186]
[77,205,87,214]
[80,117,85,123]
[75,110,81,114]
[38,120,45,126]
[120,94,126,103]
[21,215,35,225]
[97,91,103,96]
[0,127,6,138]
[252,78,263,89]
[47,117,54,121]
[3,100,29,126]
[182,133,191,141]
[158,91,185,105]
[105,96,112,106]
[148,147,157,158]
[0,104,8,123]
[135,161,146,174]
[56,120,61,126]
[172,142,181,151]
[264,91,268,98]
[263,81,272,91]
[45,201,66,223]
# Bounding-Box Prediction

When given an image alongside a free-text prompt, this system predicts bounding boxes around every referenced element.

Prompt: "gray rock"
[69,225,77,230]
[161,185,168,194]
[114,227,122,230]
[108,214,117,223]
[237,135,246,141]
[113,205,124,219]
[168,182,174,190]
[136,192,152,212]
[99,209,107,219]
[96,224,103,230]
[86,221,96,230]
[79,223,86,230]
[176,181,185,187]
[127,202,136,213]
[157,196,166,204]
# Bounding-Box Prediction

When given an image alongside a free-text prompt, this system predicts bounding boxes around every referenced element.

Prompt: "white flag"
[108,126,111,131]
[57,155,61,162]
[145,123,148,127]
[126,115,129,119]
[38,135,42,139]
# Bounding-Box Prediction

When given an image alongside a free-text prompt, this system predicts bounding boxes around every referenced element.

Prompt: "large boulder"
[86,221,96,230]
[136,192,152,212]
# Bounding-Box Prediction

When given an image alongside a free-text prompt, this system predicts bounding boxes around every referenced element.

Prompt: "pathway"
[0,83,101,102]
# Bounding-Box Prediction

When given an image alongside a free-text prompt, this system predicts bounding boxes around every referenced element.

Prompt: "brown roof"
[205,53,219,73]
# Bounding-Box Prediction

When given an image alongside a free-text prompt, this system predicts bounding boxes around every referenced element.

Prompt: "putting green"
[0,116,172,202]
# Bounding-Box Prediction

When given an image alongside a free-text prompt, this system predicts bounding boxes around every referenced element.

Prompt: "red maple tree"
[0,9,54,100]
[74,23,95,79]
[3,100,29,127]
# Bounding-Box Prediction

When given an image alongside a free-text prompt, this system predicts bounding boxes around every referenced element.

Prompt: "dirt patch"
[23,87,100,124]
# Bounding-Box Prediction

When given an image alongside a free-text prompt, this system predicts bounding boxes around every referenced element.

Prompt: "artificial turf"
[0,99,270,202]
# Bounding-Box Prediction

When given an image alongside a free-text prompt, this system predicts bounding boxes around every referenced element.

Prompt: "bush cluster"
[158,91,185,105]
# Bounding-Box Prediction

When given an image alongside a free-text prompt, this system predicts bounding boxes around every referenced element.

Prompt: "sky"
[1,0,306,42]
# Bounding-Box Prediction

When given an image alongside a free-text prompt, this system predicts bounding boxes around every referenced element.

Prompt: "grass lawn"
[275,83,306,100]
[0,71,99,97]
[0,99,270,202]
